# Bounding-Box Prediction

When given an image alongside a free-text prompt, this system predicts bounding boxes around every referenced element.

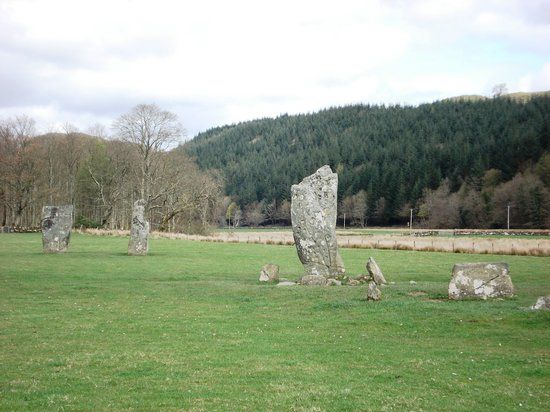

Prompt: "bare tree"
[82,139,132,228]
[226,201,242,228]
[492,83,508,98]
[113,104,184,210]
[275,199,291,224]
[0,115,40,226]
[87,123,109,139]
[351,190,367,227]
[263,199,277,225]
[60,123,84,205]
[157,150,222,233]
[339,195,353,226]
[338,190,367,227]
[417,179,460,228]
[244,201,265,226]
[492,172,550,228]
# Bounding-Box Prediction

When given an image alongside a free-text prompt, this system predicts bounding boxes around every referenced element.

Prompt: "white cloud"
[0,0,549,136]
[517,63,550,92]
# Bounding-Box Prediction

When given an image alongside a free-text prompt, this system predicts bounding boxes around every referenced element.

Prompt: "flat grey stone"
[448,262,514,300]
[300,274,328,286]
[259,263,279,282]
[277,281,296,286]
[531,296,550,310]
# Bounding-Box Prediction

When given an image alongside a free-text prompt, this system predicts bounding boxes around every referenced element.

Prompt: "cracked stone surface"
[291,165,345,282]
[259,264,279,282]
[366,281,381,301]
[299,275,328,286]
[41,205,73,253]
[366,257,386,285]
[448,262,514,300]
[531,296,550,310]
[128,199,149,256]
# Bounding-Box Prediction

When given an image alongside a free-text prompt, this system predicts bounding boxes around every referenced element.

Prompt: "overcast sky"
[1,0,549,139]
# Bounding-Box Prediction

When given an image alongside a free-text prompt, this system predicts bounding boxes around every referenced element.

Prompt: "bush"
[75,215,102,229]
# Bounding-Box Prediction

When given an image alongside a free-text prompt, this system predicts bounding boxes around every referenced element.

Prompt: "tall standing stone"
[291,165,345,281]
[128,199,149,256]
[41,205,73,253]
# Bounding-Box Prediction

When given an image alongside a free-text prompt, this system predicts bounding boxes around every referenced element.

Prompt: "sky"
[1,0,549,139]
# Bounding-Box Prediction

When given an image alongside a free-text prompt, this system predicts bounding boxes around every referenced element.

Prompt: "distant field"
[143,228,550,256]
[1,234,549,410]
[219,226,550,239]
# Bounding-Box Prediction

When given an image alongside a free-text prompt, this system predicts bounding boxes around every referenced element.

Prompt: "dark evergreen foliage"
[183,97,550,224]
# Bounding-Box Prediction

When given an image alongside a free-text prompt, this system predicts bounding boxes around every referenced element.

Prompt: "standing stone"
[366,281,381,301]
[366,257,387,285]
[41,205,73,253]
[291,165,345,283]
[259,264,279,282]
[531,296,550,310]
[128,199,149,256]
[448,262,514,300]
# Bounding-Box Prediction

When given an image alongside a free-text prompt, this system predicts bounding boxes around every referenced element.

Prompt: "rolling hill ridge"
[183,94,550,227]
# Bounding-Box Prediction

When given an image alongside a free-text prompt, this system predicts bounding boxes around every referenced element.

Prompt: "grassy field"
[1,233,549,410]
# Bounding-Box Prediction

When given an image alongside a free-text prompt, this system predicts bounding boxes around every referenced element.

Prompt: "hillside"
[442,91,550,103]
[441,94,488,102]
[183,95,550,227]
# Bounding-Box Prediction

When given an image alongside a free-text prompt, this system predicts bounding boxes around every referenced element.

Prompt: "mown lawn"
[0,233,549,410]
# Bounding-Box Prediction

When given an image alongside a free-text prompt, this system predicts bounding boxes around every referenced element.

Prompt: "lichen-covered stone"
[300,274,328,286]
[128,199,149,256]
[448,262,514,300]
[41,205,73,253]
[354,274,372,283]
[326,278,342,286]
[366,257,386,285]
[291,165,345,281]
[259,264,279,282]
[366,281,381,301]
[531,296,550,310]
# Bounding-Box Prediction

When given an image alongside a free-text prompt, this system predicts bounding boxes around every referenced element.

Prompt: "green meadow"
[1,233,549,410]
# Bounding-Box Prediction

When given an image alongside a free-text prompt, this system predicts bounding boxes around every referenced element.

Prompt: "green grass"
[1,233,549,410]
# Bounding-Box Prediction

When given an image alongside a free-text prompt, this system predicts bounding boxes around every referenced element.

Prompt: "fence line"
[82,229,550,257]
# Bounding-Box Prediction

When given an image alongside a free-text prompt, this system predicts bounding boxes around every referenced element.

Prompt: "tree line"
[184,96,550,228]
[2,96,549,231]
[0,105,223,233]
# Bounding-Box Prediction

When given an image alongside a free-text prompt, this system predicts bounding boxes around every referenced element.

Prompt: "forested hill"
[183,96,550,227]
